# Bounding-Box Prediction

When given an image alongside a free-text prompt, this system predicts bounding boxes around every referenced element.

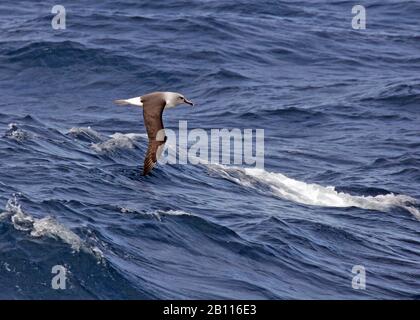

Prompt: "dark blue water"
[0,0,419,299]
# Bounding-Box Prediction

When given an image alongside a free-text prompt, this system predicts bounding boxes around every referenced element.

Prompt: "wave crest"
[0,195,104,259]
[212,165,420,219]
[119,206,191,221]
[68,126,102,142]
[91,133,147,153]
[4,123,31,142]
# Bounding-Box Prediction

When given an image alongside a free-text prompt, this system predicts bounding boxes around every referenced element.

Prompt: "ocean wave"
[205,68,249,81]
[213,106,326,121]
[211,165,420,220]
[0,0,419,299]
[360,82,420,104]
[0,195,104,260]
[68,126,103,142]
[5,40,134,70]
[91,132,146,153]
[119,206,191,221]
[3,123,32,142]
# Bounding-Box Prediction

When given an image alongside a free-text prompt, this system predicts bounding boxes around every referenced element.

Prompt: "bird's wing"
[142,93,167,176]
[143,139,166,176]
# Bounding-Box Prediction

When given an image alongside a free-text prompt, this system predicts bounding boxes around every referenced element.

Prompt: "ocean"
[0,0,419,299]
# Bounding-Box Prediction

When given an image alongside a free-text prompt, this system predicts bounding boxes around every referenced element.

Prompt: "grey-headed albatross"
[114,92,194,176]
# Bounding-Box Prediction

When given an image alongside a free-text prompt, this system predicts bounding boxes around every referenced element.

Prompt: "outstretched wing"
[143,139,166,176]
[142,93,167,176]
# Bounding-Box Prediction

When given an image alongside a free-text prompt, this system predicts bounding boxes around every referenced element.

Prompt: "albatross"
[114,92,194,176]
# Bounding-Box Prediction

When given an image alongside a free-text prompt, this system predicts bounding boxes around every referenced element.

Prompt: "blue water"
[0,0,419,299]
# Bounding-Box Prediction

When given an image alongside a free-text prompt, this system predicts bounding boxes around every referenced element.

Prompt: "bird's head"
[164,92,194,108]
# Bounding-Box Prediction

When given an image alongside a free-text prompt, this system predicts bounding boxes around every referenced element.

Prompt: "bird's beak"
[184,98,194,106]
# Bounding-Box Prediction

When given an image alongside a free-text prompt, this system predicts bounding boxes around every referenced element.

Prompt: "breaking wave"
[68,126,103,142]
[91,132,147,153]
[0,195,104,260]
[4,123,31,142]
[119,206,191,221]
[2,0,420,299]
[212,165,420,219]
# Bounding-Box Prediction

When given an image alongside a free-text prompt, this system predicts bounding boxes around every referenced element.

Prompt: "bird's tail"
[114,99,130,106]
[113,96,143,107]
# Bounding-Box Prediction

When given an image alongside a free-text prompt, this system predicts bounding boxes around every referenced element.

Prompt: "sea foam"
[0,196,104,259]
[91,132,147,153]
[4,123,31,142]
[68,126,102,142]
[212,165,420,219]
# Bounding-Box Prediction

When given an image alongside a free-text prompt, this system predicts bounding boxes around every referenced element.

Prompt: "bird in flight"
[114,92,194,176]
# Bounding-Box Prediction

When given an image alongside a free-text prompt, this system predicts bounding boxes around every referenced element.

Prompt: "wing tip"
[142,159,155,176]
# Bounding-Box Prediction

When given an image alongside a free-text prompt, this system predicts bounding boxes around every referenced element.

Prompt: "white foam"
[121,133,148,140]
[160,209,191,216]
[153,209,191,221]
[119,206,135,214]
[119,206,191,220]
[212,165,420,219]
[90,132,148,153]
[91,133,135,153]
[2,262,13,272]
[1,196,104,258]
[68,126,102,141]
[4,123,31,141]
[31,217,84,251]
